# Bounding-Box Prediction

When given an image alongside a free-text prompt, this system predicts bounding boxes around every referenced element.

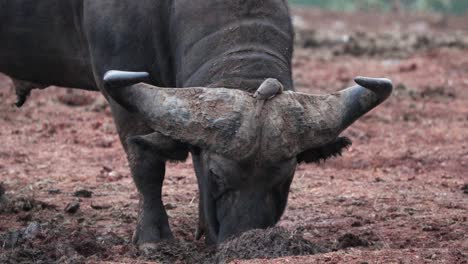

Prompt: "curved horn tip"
[103,70,150,89]
[354,76,393,99]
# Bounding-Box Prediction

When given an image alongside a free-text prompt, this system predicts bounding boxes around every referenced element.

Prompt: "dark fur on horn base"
[297,137,352,164]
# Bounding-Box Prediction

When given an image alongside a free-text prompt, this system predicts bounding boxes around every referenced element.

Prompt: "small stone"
[101,166,112,173]
[73,189,93,198]
[96,138,113,148]
[108,171,123,181]
[90,202,112,210]
[65,201,80,214]
[91,121,102,130]
[422,225,440,232]
[337,196,347,203]
[98,166,123,181]
[48,189,61,195]
[461,184,468,194]
[165,203,177,210]
[24,222,41,239]
[399,62,418,72]
[108,171,120,178]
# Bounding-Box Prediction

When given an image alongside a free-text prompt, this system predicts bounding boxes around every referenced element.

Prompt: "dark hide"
[0,0,360,246]
[127,132,189,162]
[0,1,97,90]
[170,0,294,90]
[168,0,298,244]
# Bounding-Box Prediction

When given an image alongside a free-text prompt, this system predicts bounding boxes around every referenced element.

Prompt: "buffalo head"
[103,70,392,244]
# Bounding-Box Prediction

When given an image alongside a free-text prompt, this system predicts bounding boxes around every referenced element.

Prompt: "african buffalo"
[0,0,392,247]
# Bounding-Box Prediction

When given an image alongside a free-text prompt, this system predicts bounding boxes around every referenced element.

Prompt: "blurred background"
[289,0,468,14]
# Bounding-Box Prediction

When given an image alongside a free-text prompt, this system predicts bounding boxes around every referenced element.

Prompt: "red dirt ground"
[1,8,467,264]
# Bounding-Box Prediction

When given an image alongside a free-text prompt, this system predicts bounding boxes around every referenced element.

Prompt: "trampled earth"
[1,8,467,264]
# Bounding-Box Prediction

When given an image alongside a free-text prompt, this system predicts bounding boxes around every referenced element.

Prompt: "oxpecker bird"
[253,78,284,118]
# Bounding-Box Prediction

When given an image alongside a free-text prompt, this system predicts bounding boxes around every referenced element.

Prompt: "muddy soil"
[1,8,467,264]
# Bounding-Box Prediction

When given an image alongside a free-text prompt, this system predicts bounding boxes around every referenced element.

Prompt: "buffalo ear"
[297,137,352,164]
[127,132,189,162]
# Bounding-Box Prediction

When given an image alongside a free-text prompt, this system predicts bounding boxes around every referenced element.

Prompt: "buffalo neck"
[169,0,294,92]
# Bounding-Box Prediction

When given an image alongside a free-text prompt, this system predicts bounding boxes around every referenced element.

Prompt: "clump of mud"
[212,227,324,264]
[137,241,213,264]
[336,233,369,249]
[1,221,123,263]
[135,227,323,263]
[0,196,55,214]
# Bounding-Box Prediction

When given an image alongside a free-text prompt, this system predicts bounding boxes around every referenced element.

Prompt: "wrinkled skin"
[0,0,387,246]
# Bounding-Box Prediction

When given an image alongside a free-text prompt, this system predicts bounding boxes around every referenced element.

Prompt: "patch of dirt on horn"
[213,227,325,263]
